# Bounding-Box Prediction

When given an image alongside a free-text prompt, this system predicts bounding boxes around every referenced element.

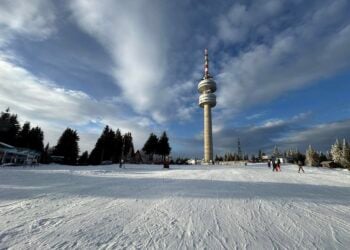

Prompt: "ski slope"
[0,164,349,249]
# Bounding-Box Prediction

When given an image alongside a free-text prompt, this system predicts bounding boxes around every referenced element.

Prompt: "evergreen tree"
[88,126,133,165]
[331,139,342,164]
[41,143,51,164]
[0,108,20,145]
[142,133,159,162]
[54,128,79,165]
[319,152,328,163]
[113,129,123,163]
[306,145,319,166]
[28,126,44,152]
[89,126,116,165]
[123,132,134,160]
[237,138,242,160]
[258,149,263,161]
[157,131,171,160]
[78,151,89,165]
[215,155,219,162]
[16,122,31,148]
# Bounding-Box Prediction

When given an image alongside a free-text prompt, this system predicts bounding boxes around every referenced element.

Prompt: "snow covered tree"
[331,139,342,164]
[305,145,319,166]
[341,139,350,168]
[272,145,280,157]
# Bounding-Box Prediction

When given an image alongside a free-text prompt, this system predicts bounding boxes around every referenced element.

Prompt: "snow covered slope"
[0,164,349,249]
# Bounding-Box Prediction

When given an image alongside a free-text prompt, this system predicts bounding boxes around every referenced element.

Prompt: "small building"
[0,142,40,166]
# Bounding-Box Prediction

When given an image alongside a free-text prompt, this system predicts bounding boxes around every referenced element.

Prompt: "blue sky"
[1,0,350,157]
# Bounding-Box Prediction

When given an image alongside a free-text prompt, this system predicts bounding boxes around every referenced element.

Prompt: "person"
[272,159,276,171]
[267,160,271,168]
[298,160,305,173]
[119,159,124,168]
[277,158,281,171]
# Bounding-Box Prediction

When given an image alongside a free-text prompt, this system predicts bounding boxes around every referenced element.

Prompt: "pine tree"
[157,131,171,160]
[88,126,116,165]
[319,152,328,163]
[237,138,242,160]
[0,108,20,145]
[113,129,123,163]
[123,132,134,160]
[28,126,44,152]
[331,139,342,164]
[41,143,51,164]
[306,145,319,166]
[258,149,263,161]
[54,128,79,165]
[142,133,159,162]
[78,151,89,165]
[16,122,31,148]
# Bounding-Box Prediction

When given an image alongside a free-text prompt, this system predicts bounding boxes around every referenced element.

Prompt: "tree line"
[215,141,350,169]
[0,109,171,165]
[0,109,44,152]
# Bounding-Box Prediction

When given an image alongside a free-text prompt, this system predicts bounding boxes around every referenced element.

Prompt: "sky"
[1,0,350,158]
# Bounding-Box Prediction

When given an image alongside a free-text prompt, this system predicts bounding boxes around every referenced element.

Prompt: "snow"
[0,163,349,249]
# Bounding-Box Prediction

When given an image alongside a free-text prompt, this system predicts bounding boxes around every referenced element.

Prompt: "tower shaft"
[198,49,216,164]
[203,104,213,162]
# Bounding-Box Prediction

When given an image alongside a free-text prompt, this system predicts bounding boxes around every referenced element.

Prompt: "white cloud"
[69,0,181,123]
[0,52,154,152]
[216,0,350,114]
[0,0,56,45]
[277,120,350,145]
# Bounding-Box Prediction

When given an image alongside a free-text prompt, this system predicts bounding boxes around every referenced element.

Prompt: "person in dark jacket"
[272,159,276,171]
[298,160,305,173]
[277,158,281,171]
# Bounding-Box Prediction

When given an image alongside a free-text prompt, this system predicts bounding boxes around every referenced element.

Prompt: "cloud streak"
[217,0,350,113]
[0,52,155,152]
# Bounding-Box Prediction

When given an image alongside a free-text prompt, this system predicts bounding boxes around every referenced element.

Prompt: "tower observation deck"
[198,49,216,163]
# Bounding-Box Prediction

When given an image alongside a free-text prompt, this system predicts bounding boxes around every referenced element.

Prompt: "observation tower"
[198,49,216,164]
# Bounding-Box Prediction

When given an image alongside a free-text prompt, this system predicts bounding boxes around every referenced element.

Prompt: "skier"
[119,159,124,168]
[277,158,281,171]
[298,160,305,173]
[272,159,276,172]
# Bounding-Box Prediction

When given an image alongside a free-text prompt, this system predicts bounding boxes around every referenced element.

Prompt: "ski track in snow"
[0,164,349,249]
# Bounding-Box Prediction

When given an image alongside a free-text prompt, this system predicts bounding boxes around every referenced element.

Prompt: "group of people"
[267,158,282,171]
[267,158,305,173]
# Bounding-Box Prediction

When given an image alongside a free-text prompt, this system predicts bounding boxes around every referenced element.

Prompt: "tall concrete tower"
[198,49,216,164]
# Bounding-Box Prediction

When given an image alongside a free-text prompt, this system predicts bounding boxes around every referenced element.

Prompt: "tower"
[198,49,216,164]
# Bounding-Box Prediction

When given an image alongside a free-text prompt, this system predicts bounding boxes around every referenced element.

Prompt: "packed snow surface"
[0,164,349,249]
